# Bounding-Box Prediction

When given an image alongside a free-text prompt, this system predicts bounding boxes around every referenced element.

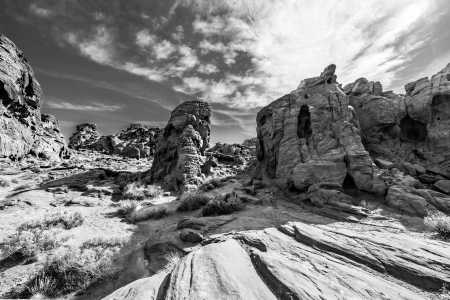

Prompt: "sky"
[1,0,449,144]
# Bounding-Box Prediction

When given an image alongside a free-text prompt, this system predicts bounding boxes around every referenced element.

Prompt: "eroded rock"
[148,100,211,192]
[0,35,68,160]
[256,64,386,194]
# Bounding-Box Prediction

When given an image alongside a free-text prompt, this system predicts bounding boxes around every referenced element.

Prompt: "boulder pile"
[68,123,161,159]
[0,34,68,160]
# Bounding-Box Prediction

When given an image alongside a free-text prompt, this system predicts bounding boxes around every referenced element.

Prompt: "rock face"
[68,123,161,159]
[149,100,211,191]
[103,222,450,300]
[345,63,450,178]
[256,65,385,194]
[0,35,68,160]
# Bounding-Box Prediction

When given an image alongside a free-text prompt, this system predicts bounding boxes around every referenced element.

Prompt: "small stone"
[434,180,450,195]
[374,158,394,169]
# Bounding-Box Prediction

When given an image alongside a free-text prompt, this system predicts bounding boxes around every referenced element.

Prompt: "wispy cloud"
[46,101,122,112]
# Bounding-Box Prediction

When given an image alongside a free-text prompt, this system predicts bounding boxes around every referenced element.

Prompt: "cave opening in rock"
[431,94,450,123]
[0,82,12,107]
[399,115,427,142]
[297,105,312,139]
[343,173,357,190]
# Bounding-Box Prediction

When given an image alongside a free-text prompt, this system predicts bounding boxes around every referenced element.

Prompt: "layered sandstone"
[256,65,385,194]
[0,35,68,160]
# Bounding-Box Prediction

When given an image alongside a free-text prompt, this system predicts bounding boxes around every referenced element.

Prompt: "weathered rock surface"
[0,34,68,160]
[69,123,161,159]
[345,63,450,178]
[256,65,385,194]
[103,222,450,299]
[149,100,211,191]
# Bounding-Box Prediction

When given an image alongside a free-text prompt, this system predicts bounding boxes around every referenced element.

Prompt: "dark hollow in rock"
[400,115,427,142]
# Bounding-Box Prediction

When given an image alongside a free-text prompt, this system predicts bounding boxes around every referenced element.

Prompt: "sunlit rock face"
[149,100,211,192]
[0,34,68,160]
[256,64,385,194]
[345,63,450,177]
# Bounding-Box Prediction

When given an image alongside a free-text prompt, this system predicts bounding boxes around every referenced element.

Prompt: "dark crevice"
[249,251,299,300]
[297,105,312,139]
[156,272,172,300]
[399,115,427,142]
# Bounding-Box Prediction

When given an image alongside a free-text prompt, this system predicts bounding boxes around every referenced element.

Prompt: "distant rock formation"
[256,64,386,194]
[344,63,450,178]
[0,34,68,160]
[149,100,211,192]
[68,123,161,159]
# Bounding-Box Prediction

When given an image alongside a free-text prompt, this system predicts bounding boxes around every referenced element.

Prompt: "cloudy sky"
[1,0,449,143]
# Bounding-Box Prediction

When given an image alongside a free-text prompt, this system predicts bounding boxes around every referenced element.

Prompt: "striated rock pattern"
[68,123,161,159]
[345,63,450,178]
[0,34,67,160]
[256,65,385,194]
[103,222,450,300]
[149,100,211,191]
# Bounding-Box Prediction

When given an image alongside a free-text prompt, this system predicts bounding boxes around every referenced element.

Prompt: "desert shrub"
[177,193,213,212]
[122,182,161,200]
[425,214,450,239]
[25,239,123,297]
[117,200,139,216]
[1,228,62,258]
[202,195,244,216]
[19,211,84,231]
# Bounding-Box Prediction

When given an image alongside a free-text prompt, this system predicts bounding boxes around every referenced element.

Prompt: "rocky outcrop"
[207,142,254,165]
[103,222,450,299]
[68,123,101,150]
[256,64,385,194]
[0,35,68,160]
[148,101,211,191]
[68,123,161,159]
[345,63,450,178]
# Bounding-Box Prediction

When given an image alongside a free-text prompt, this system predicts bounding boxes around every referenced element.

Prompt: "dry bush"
[199,178,227,192]
[425,214,450,239]
[202,195,244,216]
[122,182,161,200]
[117,200,140,216]
[177,193,213,212]
[26,238,124,297]
[19,211,84,231]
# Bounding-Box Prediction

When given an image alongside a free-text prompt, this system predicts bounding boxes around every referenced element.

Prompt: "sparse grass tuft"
[117,200,140,216]
[425,214,450,240]
[177,193,213,212]
[18,211,84,231]
[201,194,244,216]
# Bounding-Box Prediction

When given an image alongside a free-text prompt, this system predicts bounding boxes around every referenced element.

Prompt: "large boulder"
[148,100,211,191]
[345,63,450,178]
[0,34,67,160]
[256,65,385,194]
[68,123,101,150]
[103,222,450,299]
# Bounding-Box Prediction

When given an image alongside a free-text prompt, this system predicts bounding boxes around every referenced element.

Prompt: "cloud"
[29,3,53,18]
[47,101,122,112]
[197,63,218,74]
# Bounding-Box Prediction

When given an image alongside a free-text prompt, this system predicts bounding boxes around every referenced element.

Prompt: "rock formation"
[344,63,450,178]
[69,123,161,159]
[149,100,211,192]
[256,64,386,194]
[103,222,450,300]
[0,34,68,160]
